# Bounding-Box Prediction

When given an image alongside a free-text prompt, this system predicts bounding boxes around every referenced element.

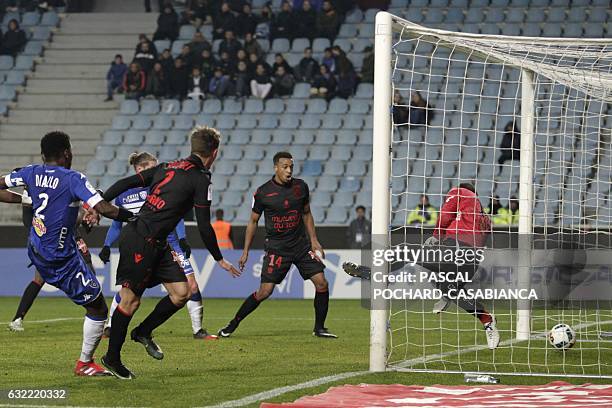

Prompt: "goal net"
[370,11,612,378]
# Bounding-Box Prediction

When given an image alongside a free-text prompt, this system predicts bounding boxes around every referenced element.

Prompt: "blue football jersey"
[4,165,103,261]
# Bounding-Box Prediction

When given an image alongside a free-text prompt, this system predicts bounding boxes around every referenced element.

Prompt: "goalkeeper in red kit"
[344,183,499,349]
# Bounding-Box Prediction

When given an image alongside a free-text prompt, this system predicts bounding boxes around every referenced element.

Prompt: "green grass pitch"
[1,297,611,407]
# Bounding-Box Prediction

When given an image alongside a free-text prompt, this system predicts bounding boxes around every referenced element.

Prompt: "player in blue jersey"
[99,152,217,340]
[0,131,139,376]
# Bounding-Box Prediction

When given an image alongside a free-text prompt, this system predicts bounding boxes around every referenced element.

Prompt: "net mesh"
[386,17,612,377]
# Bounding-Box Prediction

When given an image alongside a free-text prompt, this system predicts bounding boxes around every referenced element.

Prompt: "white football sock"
[80,315,105,363]
[105,292,120,328]
[186,300,203,334]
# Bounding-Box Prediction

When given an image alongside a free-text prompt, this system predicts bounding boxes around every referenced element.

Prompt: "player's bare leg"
[75,295,112,376]
[218,282,274,338]
[131,281,190,360]
[310,272,337,338]
[102,286,141,379]
[186,274,217,340]
[102,292,121,338]
[9,270,44,332]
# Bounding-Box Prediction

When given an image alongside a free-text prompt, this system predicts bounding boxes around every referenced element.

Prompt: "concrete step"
[16,94,118,109]
[33,64,108,79]
[0,154,91,174]
[1,139,99,155]
[6,109,115,125]
[22,78,107,93]
[0,124,107,140]
[50,34,140,50]
[44,49,133,64]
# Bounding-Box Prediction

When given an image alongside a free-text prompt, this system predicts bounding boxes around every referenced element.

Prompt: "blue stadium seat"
[154,40,171,53]
[95,145,115,161]
[309,145,330,161]
[326,207,348,224]
[229,130,250,144]
[354,146,372,161]
[120,100,139,115]
[32,26,52,41]
[306,99,327,114]
[352,38,371,53]
[292,37,310,53]
[216,115,236,130]
[336,130,358,145]
[279,114,300,129]
[425,8,445,24]
[321,115,342,130]
[292,83,310,98]
[542,24,562,37]
[236,161,257,176]
[223,98,243,114]
[181,99,200,115]
[124,130,144,145]
[4,70,25,85]
[15,55,34,71]
[173,115,193,130]
[216,161,236,176]
[222,191,243,206]
[317,176,338,192]
[311,191,332,207]
[234,206,253,223]
[0,56,13,71]
[256,39,270,53]
[166,130,187,145]
[314,130,335,145]
[144,130,165,145]
[1,12,19,29]
[159,145,179,162]
[301,160,323,176]
[141,99,160,115]
[194,113,215,127]
[161,99,180,114]
[345,9,363,23]
[349,99,370,114]
[153,115,172,130]
[300,114,321,130]
[339,177,361,192]
[338,24,358,38]
[309,206,326,223]
[264,98,284,113]
[329,145,350,161]
[102,131,123,145]
[355,83,374,98]
[522,23,541,37]
[244,98,264,113]
[235,114,258,130]
[203,98,222,114]
[272,38,290,53]
[584,24,604,38]
[40,11,59,26]
[271,130,292,145]
[107,161,127,177]
[87,160,106,177]
[312,38,330,53]
[251,130,271,144]
[258,114,278,129]
[112,115,131,130]
[358,24,374,37]
[333,38,352,52]
[244,145,265,161]
[505,8,524,23]
[563,24,582,37]
[344,114,364,130]
[21,12,40,27]
[179,25,196,40]
[324,161,344,176]
[328,98,348,114]
[293,130,315,144]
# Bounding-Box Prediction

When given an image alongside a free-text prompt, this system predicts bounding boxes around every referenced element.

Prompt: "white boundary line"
[0,317,82,325]
[205,319,612,408]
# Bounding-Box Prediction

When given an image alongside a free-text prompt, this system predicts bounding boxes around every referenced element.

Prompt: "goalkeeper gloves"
[179,238,192,258]
[99,246,111,264]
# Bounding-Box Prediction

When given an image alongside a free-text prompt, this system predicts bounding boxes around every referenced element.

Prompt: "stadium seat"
[293,130,315,144]
[326,207,348,224]
[309,206,326,223]
[166,130,187,145]
[144,130,165,145]
[15,56,34,71]
[314,130,335,145]
[107,161,127,177]
[321,115,342,130]
[203,99,222,114]
[87,160,106,177]
[258,114,279,129]
[124,131,144,145]
[95,145,115,161]
[563,24,582,37]
[338,24,358,38]
[426,8,445,24]
[154,40,171,53]
[181,99,200,115]
[344,115,364,130]
[251,130,271,144]
[244,145,265,161]
[120,100,139,115]
[358,24,374,38]
[264,98,284,113]
[355,83,374,98]
[587,7,607,23]
[216,115,236,130]
[223,98,243,114]
[194,113,215,127]
[222,191,243,207]
[306,99,327,114]
[339,177,361,192]
[0,56,13,70]
[328,98,348,114]
[111,115,131,130]
[173,115,193,130]
[445,8,464,23]
[160,99,180,114]
[153,115,172,130]
[348,99,370,114]
[317,176,338,192]
[244,98,264,114]
[312,38,330,53]
[159,145,179,162]
[234,206,253,223]
[346,160,367,176]
[309,145,330,161]
[328,145,349,161]
[271,130,292,145]
[353,38,371,53]
[141,99,160,115]
[4,70,25,85]
[40,11,59,26]
[272,38,290,53]
[235,114,258,130]
[301,160,323,176]
[292,37,310,53]
[292,83,310,98]
[236,161,258,176]
[300,114,321,130]
[21,11,40,27]
[229,130,250,144]
[32,26,52,41]
[336,130,358,145]
[505,8,524,23]
[179,25,196,40]
[324,161,344,176]
[279,115,300,129]
[1,12,19,29]
[102,131,123,145]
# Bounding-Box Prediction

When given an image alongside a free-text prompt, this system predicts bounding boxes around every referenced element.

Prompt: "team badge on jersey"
[139,191,148,200]
[32,217,47,237]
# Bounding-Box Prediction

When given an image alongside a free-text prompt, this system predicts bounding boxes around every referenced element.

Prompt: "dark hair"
[273,151,292,164]
[304,47,312,52]
[191,126,221,157]
[41,131,71,160]
[459,182,476,193]
[356,205,366,212]
[216,209,224,219]
[115,54,123,59]
[128,151,156,167]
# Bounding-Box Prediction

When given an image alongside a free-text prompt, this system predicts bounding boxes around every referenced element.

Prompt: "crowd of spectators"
[105,0,375,102]
[0,0,64,13]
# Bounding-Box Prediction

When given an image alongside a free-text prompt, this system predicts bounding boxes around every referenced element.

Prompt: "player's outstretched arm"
[303,203,325,259]
[195,205,240,277]
[101,165,159,202]
[0,189,24,204]
[239,211,261,270]
[90,200,136,223]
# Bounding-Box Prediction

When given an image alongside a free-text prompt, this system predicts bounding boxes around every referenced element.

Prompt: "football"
[549,324,577,350]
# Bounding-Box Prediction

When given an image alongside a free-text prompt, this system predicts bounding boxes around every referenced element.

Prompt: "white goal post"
[371,11,612,376]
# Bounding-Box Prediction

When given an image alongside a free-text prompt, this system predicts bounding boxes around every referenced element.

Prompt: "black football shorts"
[261,243,325,284]
[116,222,187,296]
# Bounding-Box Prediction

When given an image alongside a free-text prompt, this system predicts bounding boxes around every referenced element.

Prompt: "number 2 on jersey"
[35,193,49,220]
[152,170,175,195]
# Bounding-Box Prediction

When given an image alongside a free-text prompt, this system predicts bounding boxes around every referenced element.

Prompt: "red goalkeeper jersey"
[433,187,491,248]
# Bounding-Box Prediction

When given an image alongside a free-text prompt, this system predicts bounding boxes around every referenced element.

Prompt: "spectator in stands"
[135,34,158,59]
[233,60,251,98]
[336,66,356,99]
[218,50,236,75]
[209,66,234,98]
[213,2,236,40]
[250,63,272,99]
[295,47,319,83]
[272,65,296,97]
[321,47,335,72]
[228,0,246,13]
[146,61,169,98]
[144,0,164,13]
[0,19,26,56]
[169,57,189,99]
[123,62,146,100]
[498,196,519,225]
[159,48,174,79]
[153,3,180,41]
[212,209,234,249]
[188,31,212,64]
[134,40,156,73]
[346,205,371,249]
[184,0,212,26]
[359,45,374,83]
[293,0,322,11]
[243,32,263,59]
[408,91,432,126]
[187,66,206,100]
[272,53,293,76]
[236,3,258,38]
[200,48,217,82]
[485,195,506,226]
[316,0,339,41]
[179,44,194,69]
[392,91,409,125]
[332,45,354,74]
[273,1,296,40]
[105,54,127,102]
[294,0,317,40]
[310,63,336,100]
[407,194,438,226]
[235,49,248,68]
[498,121,521,168]
[255,4,273,40]
[219,30,242,60]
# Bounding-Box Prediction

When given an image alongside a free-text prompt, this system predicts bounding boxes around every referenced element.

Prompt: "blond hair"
[190,126,221,157]
[128,151,157,167]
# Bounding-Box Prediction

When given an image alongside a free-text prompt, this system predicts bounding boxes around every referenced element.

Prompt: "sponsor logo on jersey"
[134,253,144,264]
[139,190,148,200]
[32,217,46,237]
[83,294,92,302]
